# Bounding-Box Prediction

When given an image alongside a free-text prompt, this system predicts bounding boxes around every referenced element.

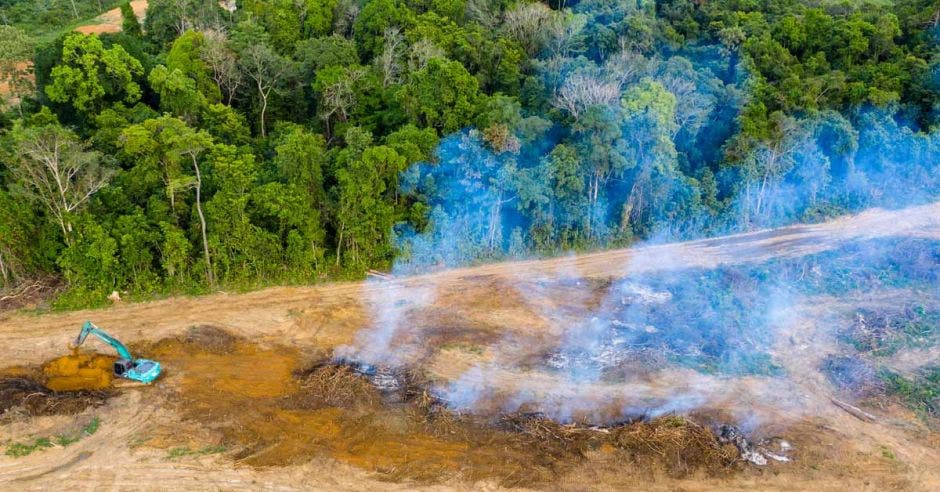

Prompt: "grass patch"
[440,342,485,355]
[879,366,940,422]
[3,416,101,457]
[166,445,227,459]
[880,445,897,460]
[5,437,54,458]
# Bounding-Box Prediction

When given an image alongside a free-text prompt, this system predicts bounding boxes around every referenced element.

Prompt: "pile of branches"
[0,276,61,312]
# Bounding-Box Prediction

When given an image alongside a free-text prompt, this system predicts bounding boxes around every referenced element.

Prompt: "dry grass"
[610,416,739,477]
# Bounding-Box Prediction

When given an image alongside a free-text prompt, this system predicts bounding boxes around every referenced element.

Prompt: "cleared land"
[1,202,938,490]
[74,0,147,34]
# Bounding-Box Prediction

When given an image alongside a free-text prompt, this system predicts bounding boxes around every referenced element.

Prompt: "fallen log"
[831,398,878,423]
[367,269,394,280]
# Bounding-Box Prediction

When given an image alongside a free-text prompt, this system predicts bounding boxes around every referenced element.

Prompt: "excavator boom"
[75,322,133,360]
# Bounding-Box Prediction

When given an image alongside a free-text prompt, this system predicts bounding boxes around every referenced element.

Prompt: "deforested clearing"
[1,203,938,490]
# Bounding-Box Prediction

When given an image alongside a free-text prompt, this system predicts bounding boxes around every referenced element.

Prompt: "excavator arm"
[74,321,134,360]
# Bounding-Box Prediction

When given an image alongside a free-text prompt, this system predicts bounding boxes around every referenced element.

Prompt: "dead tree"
[376,27,404,87]
[552,73,621,120]
[201,30,243,105]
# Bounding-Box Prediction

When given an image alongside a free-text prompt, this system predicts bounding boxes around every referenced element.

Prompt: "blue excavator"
[72,321,162,384]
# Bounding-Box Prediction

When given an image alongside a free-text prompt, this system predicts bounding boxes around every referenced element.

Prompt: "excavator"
[72,321,162,384]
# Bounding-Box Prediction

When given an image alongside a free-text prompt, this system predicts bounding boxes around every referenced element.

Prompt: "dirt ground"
[1,202,939,490]
[75,0,148,35]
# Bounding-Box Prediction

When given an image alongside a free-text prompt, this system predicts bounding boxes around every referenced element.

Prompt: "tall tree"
[120,1,143,37]
[400,57,481,134]
[8,123,114,241]
[45,33,144,115]
[233,22,294,137]
[200,30,243,105]
[121,117,216,283]
[313,65,366,139]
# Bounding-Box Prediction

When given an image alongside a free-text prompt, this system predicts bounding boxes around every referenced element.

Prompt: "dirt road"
[1,202,938,490]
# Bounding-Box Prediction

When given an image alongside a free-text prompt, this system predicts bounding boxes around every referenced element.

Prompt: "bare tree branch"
[9,125,113,241]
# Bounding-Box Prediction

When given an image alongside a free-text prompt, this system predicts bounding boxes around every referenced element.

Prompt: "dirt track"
[1,202,939,490]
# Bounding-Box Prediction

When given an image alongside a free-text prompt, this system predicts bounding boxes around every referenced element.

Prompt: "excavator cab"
[113,358,161,383]
[73,321,162,384]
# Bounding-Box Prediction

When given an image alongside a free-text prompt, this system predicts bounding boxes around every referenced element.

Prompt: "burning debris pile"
[718,425,792,466]
[329,237,939,475]
[325,356,789,468]
[329,358,420,402]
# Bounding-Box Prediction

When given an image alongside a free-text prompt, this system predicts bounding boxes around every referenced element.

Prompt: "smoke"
[338,15,939,425]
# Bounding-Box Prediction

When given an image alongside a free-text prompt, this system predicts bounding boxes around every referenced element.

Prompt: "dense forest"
[0,0,937,306]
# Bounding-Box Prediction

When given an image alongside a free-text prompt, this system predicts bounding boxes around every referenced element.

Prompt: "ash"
[718,425,792,466]
[545,317,657,375]
[334,358,404,394]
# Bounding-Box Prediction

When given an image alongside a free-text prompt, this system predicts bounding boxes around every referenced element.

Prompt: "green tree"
[121,1,143,37]
[353,0,413,60]
[166,30,222,103]
[144,0,225,47]
[233,21,295,137]
[120,116,216,284]
[312,64,367,139]
[620,78,681,233]
[0,191,45,287]
[302,0,339,37]
[55,215,119,303]
[400,57,481,133]
[295,35,359,77]
[45,33,144,115]
[148,65,208,122]
[205,144,279,281]
[334,144,399,268]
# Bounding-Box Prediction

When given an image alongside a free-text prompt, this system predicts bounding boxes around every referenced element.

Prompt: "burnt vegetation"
[534,237,939,380]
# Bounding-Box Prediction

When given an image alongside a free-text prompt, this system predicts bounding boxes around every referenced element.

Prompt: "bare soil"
[75,0,147,35]
[0,202,939,490]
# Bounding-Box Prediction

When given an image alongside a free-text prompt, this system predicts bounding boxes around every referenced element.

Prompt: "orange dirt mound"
[42,352,115,392]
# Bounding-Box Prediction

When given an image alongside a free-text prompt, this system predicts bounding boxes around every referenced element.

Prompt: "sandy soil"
[75,0,148,35]
[1,202,938,490]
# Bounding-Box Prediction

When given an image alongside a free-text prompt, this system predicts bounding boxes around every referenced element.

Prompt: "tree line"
[0,0,937,306]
